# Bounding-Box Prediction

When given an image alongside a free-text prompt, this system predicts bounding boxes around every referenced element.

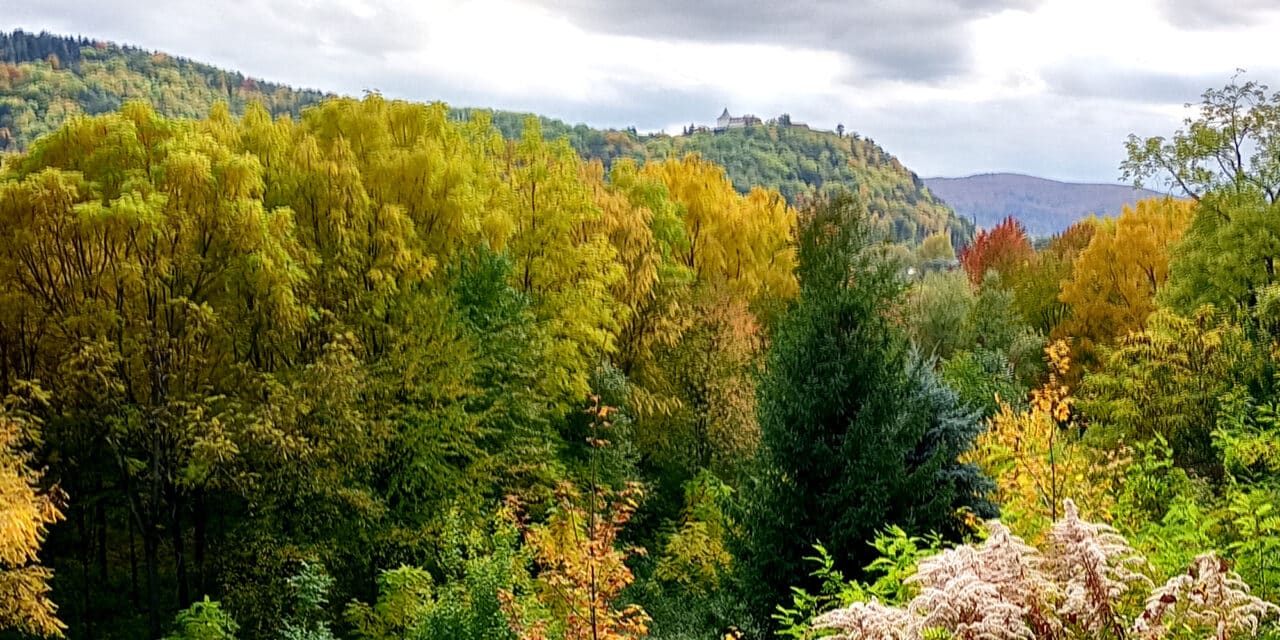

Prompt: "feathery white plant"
[907,523,1055,640]
[1134,553,1280,640]
[1045,498,1152,635]
[810,598,915,640]
[909,567,1033,640]
[805,500,1279,640]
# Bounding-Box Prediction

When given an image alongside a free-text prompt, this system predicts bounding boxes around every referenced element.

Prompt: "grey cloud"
[842,94,1165,182]
[1042,63,1224,104]
[10,0,1278,185]
[525,0,1043,81]
[7,0,425,89]
[1155,0,1280,29]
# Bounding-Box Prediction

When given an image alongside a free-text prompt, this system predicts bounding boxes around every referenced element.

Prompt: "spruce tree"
[739,192,995,625]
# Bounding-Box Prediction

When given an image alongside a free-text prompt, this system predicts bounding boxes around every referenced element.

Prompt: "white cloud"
[393,0,848,107]
[9,0,1280,182]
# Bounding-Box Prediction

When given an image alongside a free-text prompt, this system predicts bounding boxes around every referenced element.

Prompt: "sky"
[8,0,1280,183]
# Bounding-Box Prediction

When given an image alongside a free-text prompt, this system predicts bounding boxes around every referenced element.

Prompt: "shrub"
[812,500,1279,640]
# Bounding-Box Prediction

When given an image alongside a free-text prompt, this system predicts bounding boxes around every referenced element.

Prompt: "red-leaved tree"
[958,216,1033,285]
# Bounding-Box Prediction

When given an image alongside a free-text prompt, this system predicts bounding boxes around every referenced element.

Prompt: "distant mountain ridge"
[2,29,970,244]
[924,173,1172,237]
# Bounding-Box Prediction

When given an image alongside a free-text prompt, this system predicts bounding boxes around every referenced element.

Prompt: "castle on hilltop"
[715,108,762,131]
[703,109,810,135]
[681,109,815,136]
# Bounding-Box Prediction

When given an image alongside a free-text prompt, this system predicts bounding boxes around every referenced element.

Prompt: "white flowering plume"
[1045,498,1151,635]
[805,500,1279,640]
[1134,553,1280,640]
[906,521,1056,640]
[811,599,915,640]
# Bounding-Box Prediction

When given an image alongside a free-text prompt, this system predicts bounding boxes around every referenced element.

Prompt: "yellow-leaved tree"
[507,119,624,406]
[624,155,796,473]
[967,341,1127,539]
[641,155,796,303]
[1057,197,1193,364]
[1,389,65,637]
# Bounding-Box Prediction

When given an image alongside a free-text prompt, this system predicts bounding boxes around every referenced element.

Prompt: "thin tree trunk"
[193,493,206,596]
[128,510,139,608]
[96,498,109,583]
[144,521,161,639]
[128,506,140,606]
[79,507,95,640]
[172,492,190,606]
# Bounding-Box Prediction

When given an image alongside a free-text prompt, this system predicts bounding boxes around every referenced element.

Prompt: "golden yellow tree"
[1,391,65,637]
[1057,197,1193,362]
[586,158,692,392]
[613,154,796,472]
[506,119,624,406]
[640,154,796,302]
[916,230,956,266]
[967,341,1126,539]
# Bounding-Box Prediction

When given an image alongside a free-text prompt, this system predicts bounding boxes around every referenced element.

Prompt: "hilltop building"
[715,108,762,131]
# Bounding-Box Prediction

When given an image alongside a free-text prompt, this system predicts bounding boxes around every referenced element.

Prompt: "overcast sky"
[9,0,1280,182]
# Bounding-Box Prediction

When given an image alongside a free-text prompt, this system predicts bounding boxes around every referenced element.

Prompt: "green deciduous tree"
[1123,75,1280,312]
[1078,308,1248,480]
[904,270,975,362]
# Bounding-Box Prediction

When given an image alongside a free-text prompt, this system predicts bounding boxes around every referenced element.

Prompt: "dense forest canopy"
[3,27,1280,640]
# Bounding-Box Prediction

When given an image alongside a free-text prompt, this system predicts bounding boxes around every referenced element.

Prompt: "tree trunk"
[143,521,161,639]
[128,511,139,608]
[79,507,95,640]
[193,493,207,596]
[96,499,109,583]
[172,492,190,606]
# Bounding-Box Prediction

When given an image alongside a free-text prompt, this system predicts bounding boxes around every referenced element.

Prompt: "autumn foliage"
[1057,198,1193,361]
[0,392,65,637]
[5,65,1280,640]
[967,341,1126,538]
[505,481,650,640]
[958,216,1033,285]
[504,402,651,640]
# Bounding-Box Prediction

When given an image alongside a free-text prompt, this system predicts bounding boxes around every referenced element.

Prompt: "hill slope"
[0,29,330,149]
[924,173,1170,236]
[647,126,968,245]
[2,29,969,244]
[477,112,969,244]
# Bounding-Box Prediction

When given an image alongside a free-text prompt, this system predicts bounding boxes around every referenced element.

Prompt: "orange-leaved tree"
[504,400,650,640]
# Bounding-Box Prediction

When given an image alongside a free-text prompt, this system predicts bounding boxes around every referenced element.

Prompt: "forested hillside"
[659,126,968,245]
[479,113,969,244]
[925,172,1171,236]
[1,30,967,245]
[5,27,1280,640]
[0,30,329,149]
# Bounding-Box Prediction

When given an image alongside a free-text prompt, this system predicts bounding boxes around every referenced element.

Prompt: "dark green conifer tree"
[738,192,994,627]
